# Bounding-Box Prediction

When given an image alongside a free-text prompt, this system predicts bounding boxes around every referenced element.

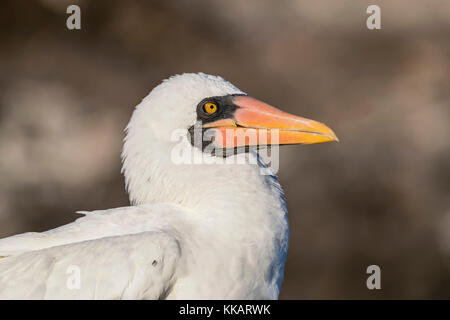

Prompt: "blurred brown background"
[0,0,449,299]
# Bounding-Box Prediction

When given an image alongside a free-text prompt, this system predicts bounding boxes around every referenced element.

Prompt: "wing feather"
[0,203,188,299]
[0,231,181,299]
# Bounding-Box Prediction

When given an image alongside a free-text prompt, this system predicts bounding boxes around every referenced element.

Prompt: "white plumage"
[0,73,336,299]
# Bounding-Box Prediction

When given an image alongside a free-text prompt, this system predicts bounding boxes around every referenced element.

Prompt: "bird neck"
[122,144,287,224]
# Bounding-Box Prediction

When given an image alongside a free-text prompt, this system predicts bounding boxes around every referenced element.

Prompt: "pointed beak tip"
[329,130,339,143]
[312,122,339,144]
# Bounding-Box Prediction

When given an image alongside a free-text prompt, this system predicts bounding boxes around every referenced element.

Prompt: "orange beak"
[202,96,338,148]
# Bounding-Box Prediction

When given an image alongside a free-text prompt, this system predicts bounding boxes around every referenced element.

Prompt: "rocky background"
[0,0,449,299]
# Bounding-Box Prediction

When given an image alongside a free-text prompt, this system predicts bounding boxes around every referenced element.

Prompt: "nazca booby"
[0,73,337,299]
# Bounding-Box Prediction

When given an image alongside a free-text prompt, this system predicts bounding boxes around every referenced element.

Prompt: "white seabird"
[0,73,338,299]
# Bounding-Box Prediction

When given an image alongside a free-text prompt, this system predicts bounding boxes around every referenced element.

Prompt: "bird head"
[122,73,337,205]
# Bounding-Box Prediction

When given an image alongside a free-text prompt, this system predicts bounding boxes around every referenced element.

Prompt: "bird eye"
[203,102,218,114]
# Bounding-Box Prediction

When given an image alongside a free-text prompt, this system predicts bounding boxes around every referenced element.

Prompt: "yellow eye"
[203,102,218,114]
